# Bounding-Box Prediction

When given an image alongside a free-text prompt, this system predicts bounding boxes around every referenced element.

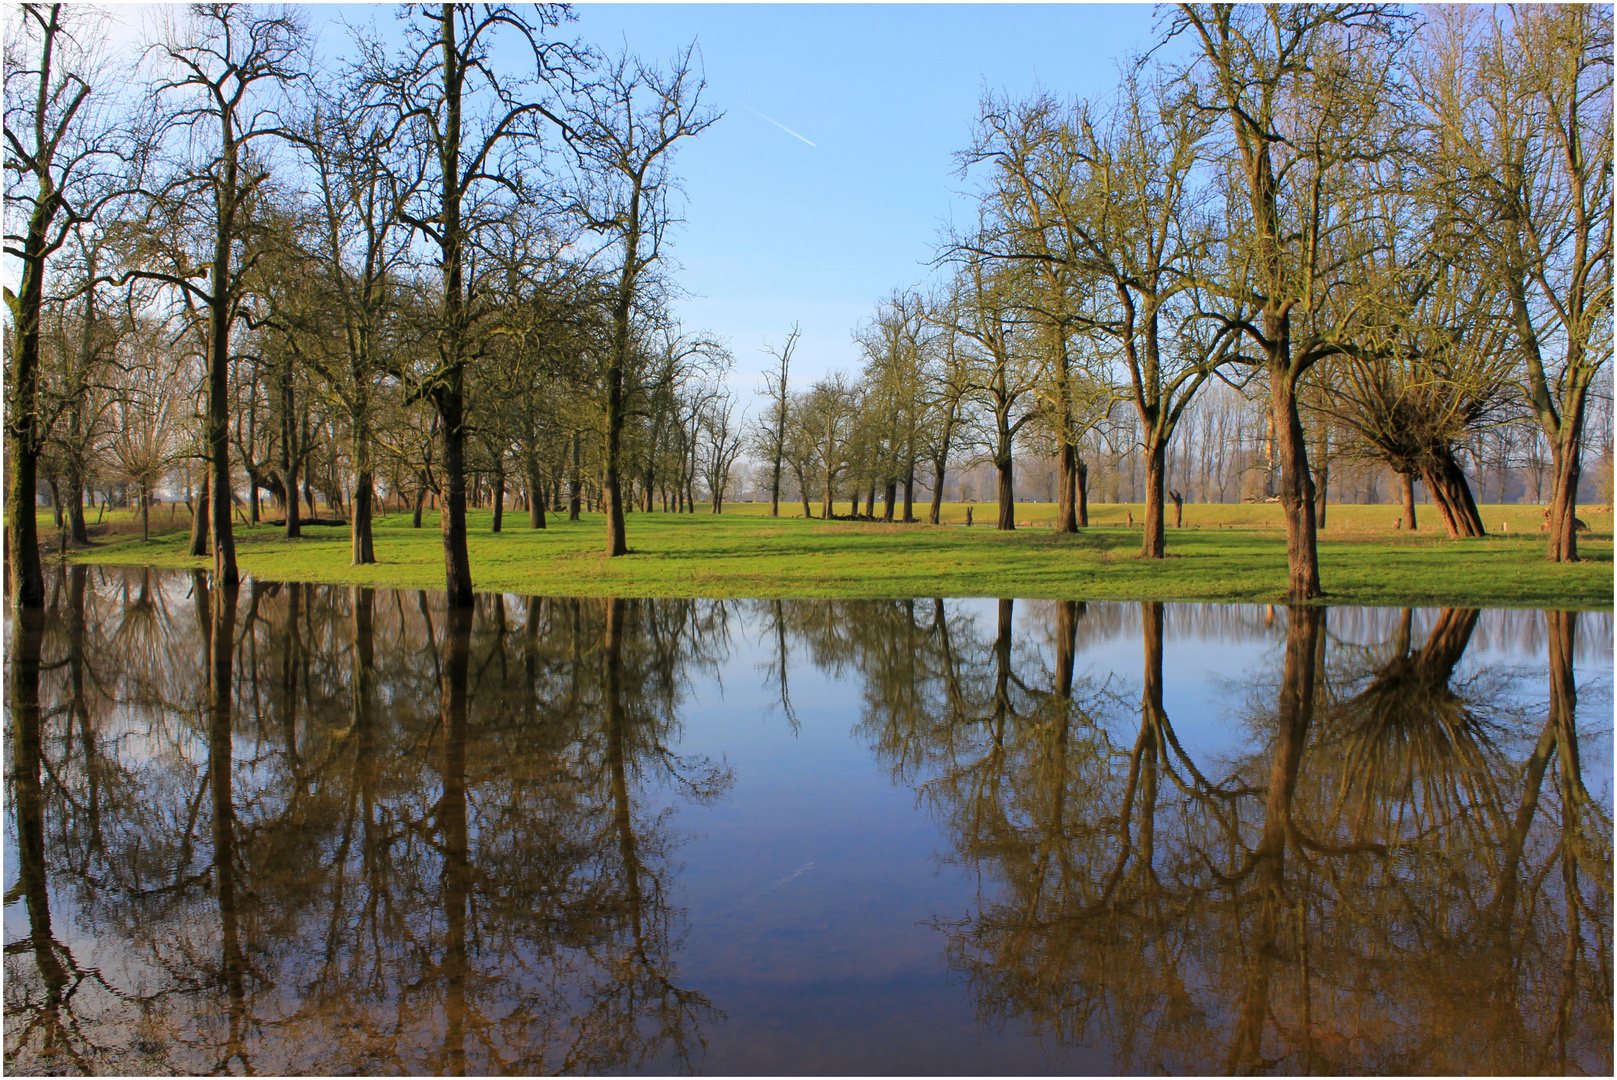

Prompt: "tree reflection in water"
[5,575,1610,1075]
[5,569,730,1075]
[816,597,1612,1075]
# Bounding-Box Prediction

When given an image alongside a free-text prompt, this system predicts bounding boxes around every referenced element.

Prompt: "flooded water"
[4,566,1612,1075]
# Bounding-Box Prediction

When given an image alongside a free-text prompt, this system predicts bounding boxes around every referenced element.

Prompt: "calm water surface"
[4,567,1612,1075]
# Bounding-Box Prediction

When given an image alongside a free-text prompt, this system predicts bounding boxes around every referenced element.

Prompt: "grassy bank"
[50,501,1613,609]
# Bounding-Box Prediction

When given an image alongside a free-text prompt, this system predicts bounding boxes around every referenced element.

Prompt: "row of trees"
[755,4,1608,599]
[7,3,729,610]
[8,5,1609,609]
[757,337,1611,517]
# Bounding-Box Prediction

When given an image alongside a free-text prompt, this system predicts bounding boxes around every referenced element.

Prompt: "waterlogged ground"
[5,567,1612,1075]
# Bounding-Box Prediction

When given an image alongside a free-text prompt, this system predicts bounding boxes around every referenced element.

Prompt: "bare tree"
[4,3,118,606]
[106,346,181,543]
[365,2,580,603]
[698,390,744,513]
[128,4,307,584]
[802,373,856,520]
[854,292,930,522]
[968,80,1220,556]
[293,77,422,563]
[919,296,972,525]
[1424,7,1613,560]
[937,253,1041,530]
[755,322,799,517]
[1168,4,1410,599]
[566,46,718,556]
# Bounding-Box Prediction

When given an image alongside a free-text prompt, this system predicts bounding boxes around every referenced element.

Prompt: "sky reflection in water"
[5,567,1612,1075]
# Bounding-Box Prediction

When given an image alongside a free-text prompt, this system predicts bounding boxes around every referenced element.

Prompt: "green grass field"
[48,499,1614,609]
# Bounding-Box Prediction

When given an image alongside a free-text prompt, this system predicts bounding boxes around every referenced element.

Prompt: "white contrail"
[746,105,817,147]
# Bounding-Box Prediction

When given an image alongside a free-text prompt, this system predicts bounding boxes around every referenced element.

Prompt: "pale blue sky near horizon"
[104,4,1170,405]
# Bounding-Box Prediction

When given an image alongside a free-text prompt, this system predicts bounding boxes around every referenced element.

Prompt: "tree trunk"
[1422,449,1485,539]
[1313,458,1328,530]
[1141,441,1167,558]
[281,369,302,539]
[1270,374,1319,600]
[191,472,211,556]
[1056,440,1079,533]
[527,461,546,529]
[439,401,475,605]
[284,452,301,539]
[1545,396,1586,563]
[929,458,946,525]
[4,389,41,601]
[68,478,87,546]
[1401,471,1417,531]
[1076,460,1089,527]
[865,485,876,518]
[412,485,426,529]
[902,465,916,523]
[604,397,627,556]
[882,480,896,523]
[208,114,241,587]
[996,452,1015,531]
[351,475,374,564]
[432,8,475,605]
[490,468,504,533]
[350,390,375,562]
[568,432,582,521]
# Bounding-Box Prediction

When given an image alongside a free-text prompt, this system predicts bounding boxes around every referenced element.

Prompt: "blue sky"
[555,4,1165,397]
[109,4,1168,402]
